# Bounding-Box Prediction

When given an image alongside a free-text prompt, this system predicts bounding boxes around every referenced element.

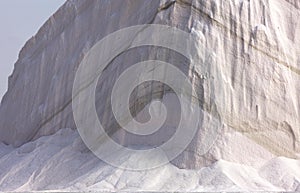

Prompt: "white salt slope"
[0,0,299,169]
[0,0,299,191]
[0,128,299,192]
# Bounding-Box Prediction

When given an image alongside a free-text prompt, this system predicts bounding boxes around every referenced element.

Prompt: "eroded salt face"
[0,0,299,170]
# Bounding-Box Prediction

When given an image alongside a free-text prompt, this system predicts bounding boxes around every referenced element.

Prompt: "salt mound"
[0,128,299,192]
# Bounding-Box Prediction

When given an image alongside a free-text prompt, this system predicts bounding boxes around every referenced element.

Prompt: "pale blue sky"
[0,0,65,100]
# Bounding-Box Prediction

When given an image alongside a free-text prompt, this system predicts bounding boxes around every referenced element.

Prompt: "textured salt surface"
[0,0,299,169]
[0,128,299,192]
[0,0,299,191]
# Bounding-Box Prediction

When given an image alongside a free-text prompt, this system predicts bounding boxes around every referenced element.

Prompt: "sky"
[0,0,66,100]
